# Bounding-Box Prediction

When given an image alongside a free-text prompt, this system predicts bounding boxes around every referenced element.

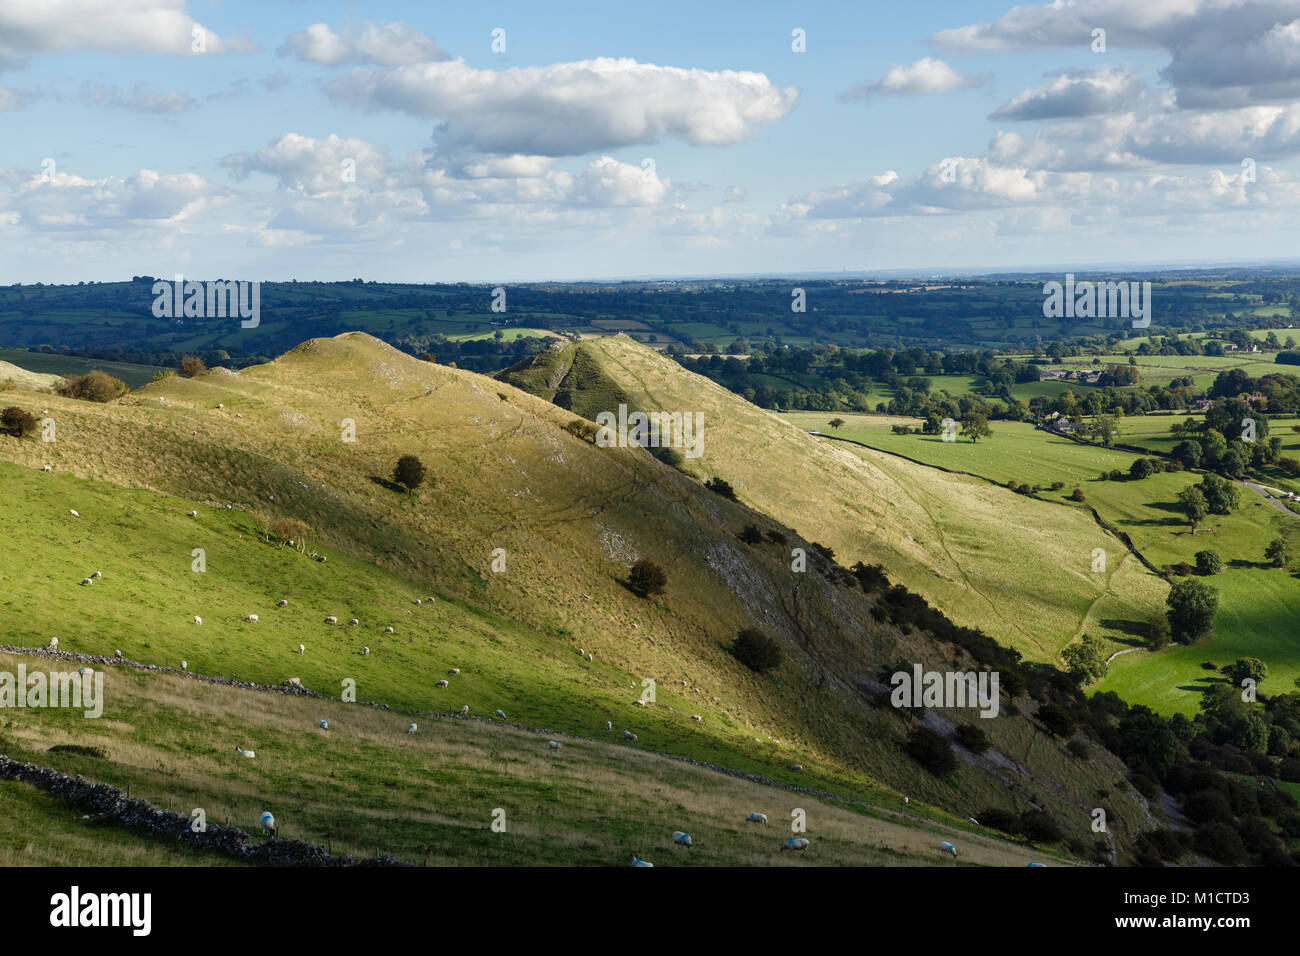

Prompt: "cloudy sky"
[2,0,1299,283]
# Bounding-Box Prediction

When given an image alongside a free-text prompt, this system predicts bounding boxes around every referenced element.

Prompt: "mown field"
[791,413,1300,714]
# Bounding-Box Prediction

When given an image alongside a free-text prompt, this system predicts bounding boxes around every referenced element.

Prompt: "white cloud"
[325,57,798,160]
[3,168,228,230]
[221,133,391,194]
[277,22,447,67]
[841,57,982,101]
[990,67,1149,120]
[80,81,193,114]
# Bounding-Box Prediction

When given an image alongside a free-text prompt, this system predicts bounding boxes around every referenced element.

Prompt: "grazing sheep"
[188,510,198,517]
[244,614,259,623]
[903,797,909,805]
[407,722,418,734]
[939,842,958,858]
[460,705,469,715]
[691,715,702,722]
[318,720,328,730]
[236,747,255,758]
[781,838,810,853]
[672,831,692,849]
[792,765,803,772]
[746,812,768,825]
[383,626,394,634]
[448,668,460,675]
[298,644,305,655]
[605,721,613,731]
[968,817,980,826]
[1026,862,1046,867]
[114,650,122,658]
[548,741,560,749]
[623,731,638,741]
[324,616,338,625]
[181,661,187,671]
[193,616,202,625]
[634,699,646,707]
[585,653,593,661]
[435,680,449,688]
[362,646,370,656]
[91,571,101,579]
[78,667,93,676]
[348,619,359,626]
[578,648,585,656]
[630,855,653,867]
[80,578,92,586]
[414,599,422,605]
[69,510,79,518]
[494,710,506,719]
[631,622,638,629]
[42,465,52,472]
[49,638,58,649]
[259,811,274,836]
[277,599,288,607]
[286,678,302,687]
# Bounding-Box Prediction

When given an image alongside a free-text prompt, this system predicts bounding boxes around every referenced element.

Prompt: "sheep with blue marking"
[259,811,275,836]
[460,705,469,715]
[319,720,328,730]
[939,841,957,858]
[672,831,692,849]
[494,709,506,719]
[407,722,418,734]
[236,747,255,758]
[781,838,809,852]
[630,855,653,867]
[624,731,638,742]
[548,741,561,749]
[746,812,768,825]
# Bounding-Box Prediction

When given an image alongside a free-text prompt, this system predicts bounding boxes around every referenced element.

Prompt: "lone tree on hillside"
[628,558,667,598]
[1265,537,1290,568]
[392,455,426,495]
[1,406,38,437]
[731,627,782,673]
[906,726,957,776]
[961,413,992,443]
[828,418,845,430]
[179,355,207,378]
[1166,578,1219,644]
[704,476,738,501]
[1195,550,1223,576]
[1177,486,1209,532]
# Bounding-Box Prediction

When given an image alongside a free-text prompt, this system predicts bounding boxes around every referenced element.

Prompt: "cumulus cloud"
[277,22,447,67]
[990,67,1148,120]
[2,168,228,230]
[221,133,391,194]
[325,57,798,160]
[840,57,982,101]
[0,0,252,68]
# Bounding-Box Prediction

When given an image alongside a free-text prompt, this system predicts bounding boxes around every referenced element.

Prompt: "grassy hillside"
[0,650,1060,867]
[0,359,61,392]
[501,337,1167,665]
[0,332,1152,859]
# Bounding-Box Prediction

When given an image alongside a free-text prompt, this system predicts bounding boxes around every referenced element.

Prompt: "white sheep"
[259,811,274,835]
[448,668,460,675]
[407,722,418,734]
[634,699,645,707]
[578,648,585,656]
[460,705,469,715]
[277,599,288,607]
[968,817,980,826]
[348,619,359,626]
[903,797,909,805]
[181,661,187,671]
[630,855,653,867]
[691,715,702,722]
[114,649,122,658]
[42,465,52,472]
[792,764,803,772]
[286,677,302,687]
[585,653,593,661]
[69,509,79,518]
[187,510,198,517]
[605,721,613,731]
[781,838,810,853]
[939,842,958,858]
[90,571,101,579]
[194,616,202,625]
[324,616,338,625]
[414,599,422,605]
[49,638,58,649]
[746,812,768,825]
[548,741,560,749]
[624,731,638,742]
[245,614,259,623]
[383,626,394,634]
[673,831,692,849]
[80,578,92,586]
[318,720,328,730]
[582,594,591,600]
[298,644,305,655]
[494,710,506,719]
[237,747,255,758]
[362,646,370,656]
[435,680,449,688]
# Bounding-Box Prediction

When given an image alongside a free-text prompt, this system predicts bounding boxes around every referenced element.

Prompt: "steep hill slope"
[0,333,1152,857]
[499,336,1167,663]
[0,359,60,392]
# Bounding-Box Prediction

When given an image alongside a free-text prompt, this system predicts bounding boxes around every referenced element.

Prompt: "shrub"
[649,444,684,467]
[738,524,764,544]
[1036,703,1076,737]
[1194,822,1249,865]
[1017,809,1063,843]
[1129,458,1156,480]
[955,723,990,754]
[56,370,128,402]
[764,529,787,545]
[976,807,1020,833]
[1068,739,1092,761]
[1146,614,1171,650]
[906,726,957,776]
[1069,488,1085,501]
[730,628,782,673]
[704,476,737,500]
[392,455,426,494]
[0,405,37,437]
[1050,481,1065,491]
[179,356,207,378]
[1194,550,1222,575]
[628,558,667,598]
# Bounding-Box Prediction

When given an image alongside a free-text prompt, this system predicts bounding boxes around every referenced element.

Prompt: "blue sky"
[2,0,1299,283]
